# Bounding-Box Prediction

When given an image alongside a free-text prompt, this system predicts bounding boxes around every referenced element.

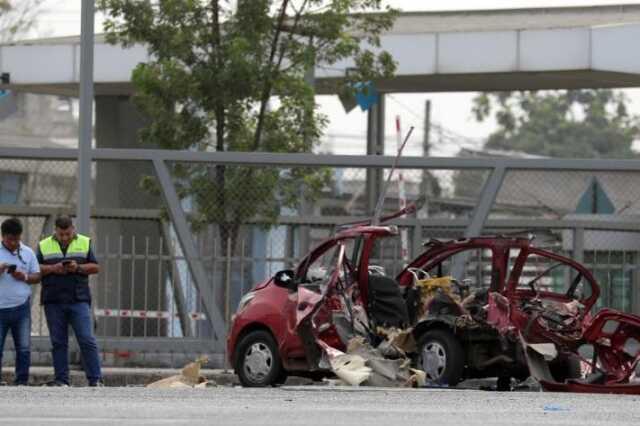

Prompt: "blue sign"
[353,82,379,112]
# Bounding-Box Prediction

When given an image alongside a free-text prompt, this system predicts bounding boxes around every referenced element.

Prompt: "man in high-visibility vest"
[37,216,102,387]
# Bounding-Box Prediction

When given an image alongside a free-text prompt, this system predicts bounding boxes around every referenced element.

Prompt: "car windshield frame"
[507,246,600,310]
[295,226,398,284]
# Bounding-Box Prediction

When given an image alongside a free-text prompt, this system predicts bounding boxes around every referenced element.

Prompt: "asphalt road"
[1,386,639,426]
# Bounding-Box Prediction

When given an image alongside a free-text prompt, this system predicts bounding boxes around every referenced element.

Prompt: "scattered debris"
[321,335,427,388]
[146,357,215,389]
[376,327,417,357]
[512,377,542,392]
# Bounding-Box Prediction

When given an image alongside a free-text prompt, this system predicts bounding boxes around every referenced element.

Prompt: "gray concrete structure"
[3,5,640,96]
[94,96,167,338]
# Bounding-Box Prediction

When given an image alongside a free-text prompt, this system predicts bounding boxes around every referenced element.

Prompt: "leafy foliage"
[0,0,44,42]
[472,90,640,158]
[454,90,640,199]
[99,0,397,235]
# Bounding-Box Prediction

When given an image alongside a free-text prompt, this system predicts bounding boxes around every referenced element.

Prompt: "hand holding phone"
[53,262,66,275]
[62,260,78,273]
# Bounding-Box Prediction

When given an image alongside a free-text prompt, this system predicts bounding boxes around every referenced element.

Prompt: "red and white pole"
[396,116,409,262]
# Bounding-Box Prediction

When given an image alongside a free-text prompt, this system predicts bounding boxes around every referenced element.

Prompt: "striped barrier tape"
[94,308,207,320]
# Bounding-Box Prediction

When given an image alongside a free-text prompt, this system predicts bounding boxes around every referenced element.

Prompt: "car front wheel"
[417,329,465,386]
[235,330,285,387]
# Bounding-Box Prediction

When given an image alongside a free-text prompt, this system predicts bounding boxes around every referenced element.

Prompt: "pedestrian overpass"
[2,4,640,96]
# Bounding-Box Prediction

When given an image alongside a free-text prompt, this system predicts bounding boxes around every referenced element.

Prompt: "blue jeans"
[44,303,102,385]
[0,299,31,384]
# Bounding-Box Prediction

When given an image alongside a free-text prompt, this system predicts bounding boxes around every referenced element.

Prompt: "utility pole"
[423,100,431,157]
[419,100,431,219]
[366,95,385,214]
[77,0,95,234]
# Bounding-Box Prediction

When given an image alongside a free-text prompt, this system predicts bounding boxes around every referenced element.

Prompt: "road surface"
[1,386,639,425]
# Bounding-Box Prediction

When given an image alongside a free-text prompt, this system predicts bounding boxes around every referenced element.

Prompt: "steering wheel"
[566,272,583,300]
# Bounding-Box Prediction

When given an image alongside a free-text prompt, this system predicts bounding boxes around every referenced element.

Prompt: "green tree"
[0,0,44,42]
[472,90,639,158]
[98,0,397,249]
[454,90,640,199]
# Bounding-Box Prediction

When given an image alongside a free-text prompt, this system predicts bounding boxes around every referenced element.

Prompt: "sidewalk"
[1,366,238,387]
[2,366,316,387]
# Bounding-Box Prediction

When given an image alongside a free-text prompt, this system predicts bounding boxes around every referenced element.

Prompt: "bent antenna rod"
[371,126,415,226]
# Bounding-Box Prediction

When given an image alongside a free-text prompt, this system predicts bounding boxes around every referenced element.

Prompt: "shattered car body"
[228,220,640,392]
[397,236,640,393]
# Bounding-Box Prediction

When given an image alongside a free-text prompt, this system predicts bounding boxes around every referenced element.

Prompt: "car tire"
[417,329,465,386]
[235,330,284,387]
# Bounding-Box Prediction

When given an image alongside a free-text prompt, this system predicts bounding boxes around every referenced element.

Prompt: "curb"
[1,367,316,387]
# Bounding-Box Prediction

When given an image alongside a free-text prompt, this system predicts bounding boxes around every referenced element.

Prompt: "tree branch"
[252,0,292,151]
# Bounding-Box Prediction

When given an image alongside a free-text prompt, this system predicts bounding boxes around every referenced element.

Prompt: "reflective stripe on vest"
[39,234,90,261]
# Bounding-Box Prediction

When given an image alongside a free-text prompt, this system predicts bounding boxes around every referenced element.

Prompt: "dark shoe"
[13,382,28,386]
[44,380,69,387]
[88,380,104,387]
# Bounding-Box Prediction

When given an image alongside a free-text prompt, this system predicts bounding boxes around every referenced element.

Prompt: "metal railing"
[0,147,640,366]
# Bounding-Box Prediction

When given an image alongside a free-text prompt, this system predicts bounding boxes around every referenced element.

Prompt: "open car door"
[508,248,640,393]
[531,309,640,394]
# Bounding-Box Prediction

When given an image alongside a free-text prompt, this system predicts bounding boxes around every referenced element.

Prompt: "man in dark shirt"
[36,216,102,387]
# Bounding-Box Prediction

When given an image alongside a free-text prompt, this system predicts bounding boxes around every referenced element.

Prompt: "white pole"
[396,116,409,263]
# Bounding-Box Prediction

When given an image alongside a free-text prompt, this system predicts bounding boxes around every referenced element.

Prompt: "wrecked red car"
[399,236,640,393]
[228,223,403,386]
[228,222,640,392]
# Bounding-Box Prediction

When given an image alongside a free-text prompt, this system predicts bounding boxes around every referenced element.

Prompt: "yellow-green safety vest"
[38,234,93,304]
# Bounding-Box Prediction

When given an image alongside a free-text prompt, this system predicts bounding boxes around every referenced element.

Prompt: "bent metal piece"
[523,312,640,394]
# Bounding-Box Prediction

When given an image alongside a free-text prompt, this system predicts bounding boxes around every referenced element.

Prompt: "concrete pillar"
[94,96,166,337]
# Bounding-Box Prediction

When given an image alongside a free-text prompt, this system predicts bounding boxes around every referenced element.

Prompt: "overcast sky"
[34,0,640,155]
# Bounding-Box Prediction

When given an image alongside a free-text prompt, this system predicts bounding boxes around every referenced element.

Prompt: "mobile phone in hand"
[7,264,17,274]
[61,260,72,273]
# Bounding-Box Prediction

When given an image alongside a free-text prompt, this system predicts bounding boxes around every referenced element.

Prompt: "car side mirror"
[274,270,297,291]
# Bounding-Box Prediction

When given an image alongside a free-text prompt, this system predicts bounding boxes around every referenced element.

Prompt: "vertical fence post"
[412,220,422,259]
[573,227,584,264]
[225,237,232,325]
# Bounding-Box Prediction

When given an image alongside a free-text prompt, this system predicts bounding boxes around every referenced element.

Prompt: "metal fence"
[2,148,640,367]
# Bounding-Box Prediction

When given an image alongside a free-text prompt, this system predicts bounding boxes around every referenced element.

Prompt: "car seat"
[367,275,410,329]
